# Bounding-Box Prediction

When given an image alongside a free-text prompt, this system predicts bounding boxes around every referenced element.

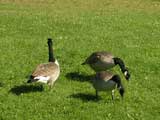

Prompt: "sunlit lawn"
[0,0,160,119]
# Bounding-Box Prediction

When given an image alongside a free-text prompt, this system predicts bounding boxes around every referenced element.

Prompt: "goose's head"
[48,38,53,45]
[119,87,125,97]
[123,68,130,80]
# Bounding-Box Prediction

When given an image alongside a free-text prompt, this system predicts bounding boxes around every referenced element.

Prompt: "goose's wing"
[32,62,59,78]
[84,51,114,64]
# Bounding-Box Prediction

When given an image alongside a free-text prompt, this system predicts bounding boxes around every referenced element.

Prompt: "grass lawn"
[0,0,160,119]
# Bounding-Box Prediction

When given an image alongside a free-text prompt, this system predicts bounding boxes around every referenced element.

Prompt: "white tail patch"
[34,76,50,83]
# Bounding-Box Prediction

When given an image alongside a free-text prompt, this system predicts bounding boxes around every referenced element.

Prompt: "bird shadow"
[69,93,101,102]
[9,84,44,95]
[65,72,94,83]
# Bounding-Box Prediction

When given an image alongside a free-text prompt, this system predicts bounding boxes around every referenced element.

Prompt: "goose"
[27,38,60,89]
[93,71,124,100]
[82,51,130,80]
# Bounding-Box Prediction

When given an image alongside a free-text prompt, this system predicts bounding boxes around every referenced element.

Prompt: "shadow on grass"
[65,72,94,83]
[0,82,4,87]
[9,84,44,95]
[70,93,101,102]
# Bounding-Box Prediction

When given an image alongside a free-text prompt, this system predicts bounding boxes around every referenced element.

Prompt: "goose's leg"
[96,90,98,98]
[47,81,52,90]
[49,84,52,90]
[49,81,56,90]
[40,84,43,90]
[111,90,115,100]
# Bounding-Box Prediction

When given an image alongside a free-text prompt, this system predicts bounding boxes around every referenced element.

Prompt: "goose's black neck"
[113,57,127,73]
[113,57,130,80]
[48,38,55,62]
[112,75,122,88]
[112,75,125,97]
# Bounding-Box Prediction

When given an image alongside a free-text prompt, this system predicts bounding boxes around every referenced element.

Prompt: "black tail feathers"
[27,80,32,83]
[27,76,38,83]
[27,75,33,83]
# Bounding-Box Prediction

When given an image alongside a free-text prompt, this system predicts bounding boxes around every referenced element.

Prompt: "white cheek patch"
[124,71,128,76]
[34,76,50,83]
[55,59,59,66]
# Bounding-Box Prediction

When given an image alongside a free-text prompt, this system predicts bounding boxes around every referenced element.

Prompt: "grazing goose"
[82,51,130,80]
[27,38,60,89]
[93,71,124,100]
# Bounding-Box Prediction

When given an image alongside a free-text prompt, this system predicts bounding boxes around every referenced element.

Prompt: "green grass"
[0,0,160,119]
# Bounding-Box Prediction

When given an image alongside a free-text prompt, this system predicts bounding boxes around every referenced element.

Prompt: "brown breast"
[95,71,114,81]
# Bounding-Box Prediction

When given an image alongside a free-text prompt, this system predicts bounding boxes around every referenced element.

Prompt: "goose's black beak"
[119,88,125,98]
[81,62,86,65]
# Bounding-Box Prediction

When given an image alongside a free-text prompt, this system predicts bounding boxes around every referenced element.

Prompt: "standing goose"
[93,71,124,100]
[27,38,60,88]
[82,51,130,80]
